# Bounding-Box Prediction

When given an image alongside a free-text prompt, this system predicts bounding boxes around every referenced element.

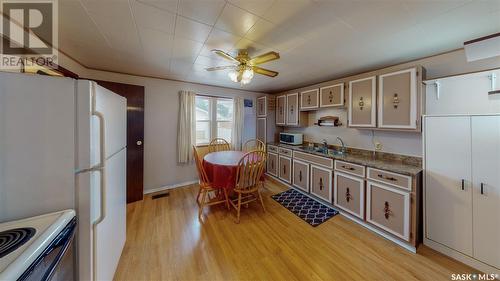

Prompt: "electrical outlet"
[375,142,383,151]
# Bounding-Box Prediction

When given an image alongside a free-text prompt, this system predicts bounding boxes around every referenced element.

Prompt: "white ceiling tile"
[232,38,272,57]
[228,0,275,16]
[245,19,306,52]
[193,54,228,67]
[199,28,241,56]
[178,0,226,25]
[139,27,174,58]
[170,58,194,75]
[136,0,179,14]
[172,37,204,62]
[175,16,212,43]
[214,3,259,37]
[401,0,471,25]
[261,0,312,24]
[244,19,275,42]
[80,0,142,53]
[131,0,176,35]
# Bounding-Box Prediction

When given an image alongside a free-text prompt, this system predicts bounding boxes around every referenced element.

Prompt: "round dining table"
[203,151,246,191]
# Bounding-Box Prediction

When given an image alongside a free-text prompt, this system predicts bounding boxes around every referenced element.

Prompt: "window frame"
[195,95,233,146]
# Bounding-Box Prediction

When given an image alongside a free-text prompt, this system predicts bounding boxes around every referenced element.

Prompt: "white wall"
[58,54,265,193]
[282,49,500,157]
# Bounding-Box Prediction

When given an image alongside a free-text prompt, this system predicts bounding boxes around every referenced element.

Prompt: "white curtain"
[177,90,196,164]
[232,97,244,150]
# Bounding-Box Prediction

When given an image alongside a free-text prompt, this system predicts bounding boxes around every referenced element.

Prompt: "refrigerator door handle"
[91,84,106,281]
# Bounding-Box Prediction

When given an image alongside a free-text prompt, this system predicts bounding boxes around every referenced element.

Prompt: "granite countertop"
[267,142,422,176]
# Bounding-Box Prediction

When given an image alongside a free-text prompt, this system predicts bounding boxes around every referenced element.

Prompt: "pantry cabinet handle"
[384,201,392,219]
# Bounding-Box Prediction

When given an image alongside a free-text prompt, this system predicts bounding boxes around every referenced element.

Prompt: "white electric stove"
[0,210,76,281]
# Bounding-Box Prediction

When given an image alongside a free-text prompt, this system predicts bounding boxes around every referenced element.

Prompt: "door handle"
[480,182,485,195]
[136,140,142,146]
[461,179,465,190]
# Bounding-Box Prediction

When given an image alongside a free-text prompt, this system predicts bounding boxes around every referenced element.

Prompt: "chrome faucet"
[336,137,346,154]
[322,139,328,152]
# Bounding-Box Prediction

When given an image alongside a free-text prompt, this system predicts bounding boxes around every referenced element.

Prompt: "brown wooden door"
[93,80,145,203]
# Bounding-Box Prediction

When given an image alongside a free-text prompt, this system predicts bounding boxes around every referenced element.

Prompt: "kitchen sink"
[301,146,345,156]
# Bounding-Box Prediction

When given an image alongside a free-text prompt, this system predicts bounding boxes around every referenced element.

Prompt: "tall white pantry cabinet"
[424,115,500,274]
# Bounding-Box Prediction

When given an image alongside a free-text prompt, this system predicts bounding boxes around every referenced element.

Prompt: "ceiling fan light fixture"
[228,70,239,82]
[242,68,254,80]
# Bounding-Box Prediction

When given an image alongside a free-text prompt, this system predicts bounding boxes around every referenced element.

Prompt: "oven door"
[19,218,77,281]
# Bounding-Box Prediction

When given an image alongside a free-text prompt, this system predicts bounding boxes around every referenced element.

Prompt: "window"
[195,96,233,145]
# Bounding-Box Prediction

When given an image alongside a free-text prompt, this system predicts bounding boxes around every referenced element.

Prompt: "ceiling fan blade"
[253,66,278,77]
[211,49,239,64]
[248,51,280,65]
[205,65,237,71]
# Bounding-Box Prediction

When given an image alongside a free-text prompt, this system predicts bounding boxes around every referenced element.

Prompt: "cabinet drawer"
[367,167,411,191]
[293,151,333,169]
[267,145,278,153]
[310,165,332,202]
[334,160,365,177]
[267,152,278,177]
[293,159,309,192]
[278,147,293,157]
[367,181,410,241]
[300,89,319,110]
[334,172,365,219]
[320,84,344,107]
[279,156,292,183]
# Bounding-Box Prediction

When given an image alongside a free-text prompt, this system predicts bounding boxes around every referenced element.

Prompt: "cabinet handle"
[393,93,399,109]
[283,165,286,175]
[358,97,364,110]
[461,179,465,190]
[271,160,274,169]
[384,201,392,219]
[299,170,302,182]
[342,165,355,171]
[319,177,323,190]
[329,91,333,103]
[307,95,311,104]
[290,105,294,113]
[378,174,397,181]
[346,187,352,202]
[480,182,485,195]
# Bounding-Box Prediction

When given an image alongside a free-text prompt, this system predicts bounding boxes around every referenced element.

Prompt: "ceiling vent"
[464,33,500,62]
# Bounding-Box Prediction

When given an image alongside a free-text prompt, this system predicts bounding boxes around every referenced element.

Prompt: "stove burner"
[0,228,36,258]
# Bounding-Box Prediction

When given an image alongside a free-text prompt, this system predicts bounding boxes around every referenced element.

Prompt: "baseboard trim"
[423,238,500,275]
[144,180,198,195]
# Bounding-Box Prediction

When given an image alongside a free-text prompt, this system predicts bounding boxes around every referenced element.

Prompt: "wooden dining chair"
[193,146,229,219]
[208,138,231,153]
[229,150,267,223]
[243,139,266,152]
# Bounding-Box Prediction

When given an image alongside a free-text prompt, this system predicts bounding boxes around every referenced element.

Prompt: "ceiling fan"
[205,49,280,85]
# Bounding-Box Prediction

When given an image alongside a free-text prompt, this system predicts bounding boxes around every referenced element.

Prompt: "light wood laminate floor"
[114,179,475,281]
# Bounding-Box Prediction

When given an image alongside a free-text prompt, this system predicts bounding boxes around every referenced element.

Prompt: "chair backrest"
[235,150,266,192]
[193,146,210,186]
[208,138,231,153]
[243,139,266,152]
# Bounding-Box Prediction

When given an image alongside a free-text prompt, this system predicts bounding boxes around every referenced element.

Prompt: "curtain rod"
[196,93,233,99]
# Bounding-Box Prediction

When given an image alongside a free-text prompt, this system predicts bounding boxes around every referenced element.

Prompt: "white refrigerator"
[0,72,127,280]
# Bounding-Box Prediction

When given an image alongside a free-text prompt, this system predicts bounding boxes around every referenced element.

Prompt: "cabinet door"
[279,156,291,183]
[286,93,299,126]
[310,165,332,202]
[424,116,473,255]
[276,95,286,125]
[348,76,376,127]
[300,89,319,110]
[257,96,267,117]
[293,159,309,192]
[334,172,365,219]
[472,116,500,268]
[367,181,410,241]
[320,84,343,107]
[267,152,278,177]
[378,68,417,129]
[256,118,266,143]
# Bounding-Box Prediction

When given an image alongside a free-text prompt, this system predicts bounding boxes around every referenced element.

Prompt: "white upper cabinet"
[378,68,417,129]
[348,76,377,128]
[320,83,344,107]
[300,89,319,110]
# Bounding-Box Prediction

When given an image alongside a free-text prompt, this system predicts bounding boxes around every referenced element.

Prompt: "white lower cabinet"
[424,115,500,271]
[334,172,365,219]
[367,181,410,241]
[279,156,292,184]
[292,159,309,192]
[310,165,332,202]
